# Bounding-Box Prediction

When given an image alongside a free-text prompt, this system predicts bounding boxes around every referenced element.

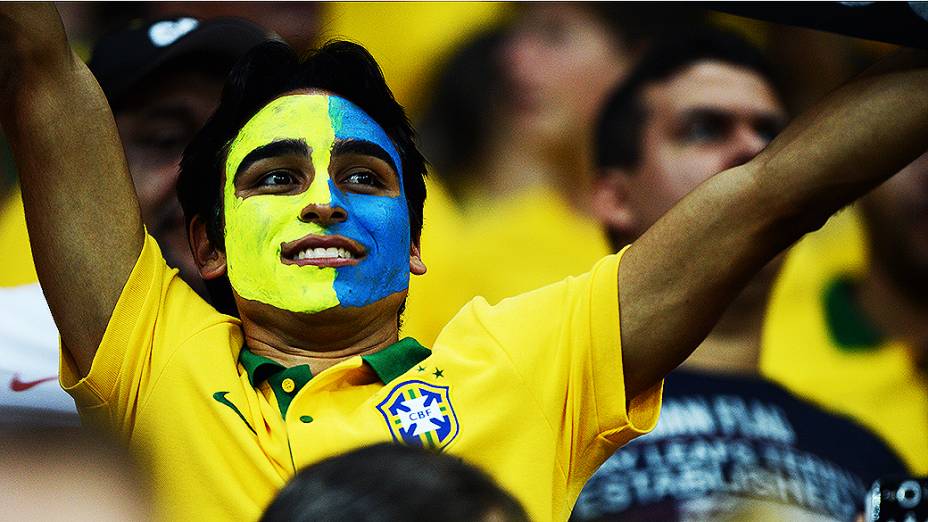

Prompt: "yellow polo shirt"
[60,234,661,522]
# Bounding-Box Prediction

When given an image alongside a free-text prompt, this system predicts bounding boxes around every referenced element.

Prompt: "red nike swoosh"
[10,374,57,392]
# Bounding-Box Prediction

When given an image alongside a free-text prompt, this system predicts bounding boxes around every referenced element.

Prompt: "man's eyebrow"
[679,107,731,121]
[234,139,309,182]
[331,139,398,173]
[680,106,786,124]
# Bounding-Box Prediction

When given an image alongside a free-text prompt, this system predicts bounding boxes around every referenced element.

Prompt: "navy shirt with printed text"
[573,370,908,522]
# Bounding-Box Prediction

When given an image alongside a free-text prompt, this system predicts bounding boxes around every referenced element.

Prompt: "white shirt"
[0,283,79,426]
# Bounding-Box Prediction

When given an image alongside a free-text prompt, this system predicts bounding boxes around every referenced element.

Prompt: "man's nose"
[299,203,348,226]
[500,34,539,83]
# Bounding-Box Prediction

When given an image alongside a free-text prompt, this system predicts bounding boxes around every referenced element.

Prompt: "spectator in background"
[261,443,529,522]
[0,15,269,428]
[410,4,701,335]
[146,2,322,54]
[712,0,928,476]
[88,15,270,297]
[857,152,928,366]
[574,28,907,521]
[761,151,928,473]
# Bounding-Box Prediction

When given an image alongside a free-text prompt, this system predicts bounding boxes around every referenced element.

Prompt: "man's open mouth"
[280,234,365,268]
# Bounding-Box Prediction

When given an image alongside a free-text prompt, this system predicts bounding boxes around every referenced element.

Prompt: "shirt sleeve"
[446,247,662,485]
[59,232,229,434]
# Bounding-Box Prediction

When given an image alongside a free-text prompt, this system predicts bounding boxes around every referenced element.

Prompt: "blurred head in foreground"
[0,427,150,521]
[260,443,528,522]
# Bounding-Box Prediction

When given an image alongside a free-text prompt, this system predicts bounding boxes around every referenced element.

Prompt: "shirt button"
[300,415,313,423]
[281,378,295,393]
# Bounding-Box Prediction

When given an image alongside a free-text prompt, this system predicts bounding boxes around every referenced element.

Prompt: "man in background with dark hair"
[575,27,908,521]
[0,14,270,429]
[3,3,928,522]
[89,14,271,296]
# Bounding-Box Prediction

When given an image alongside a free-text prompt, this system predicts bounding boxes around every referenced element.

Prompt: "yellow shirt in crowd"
[401,176,475,347]
[761,208,928,473]
[0,188,37,287]
[403,184,613,345]
[458,186,613,308]
[61,233,662,522]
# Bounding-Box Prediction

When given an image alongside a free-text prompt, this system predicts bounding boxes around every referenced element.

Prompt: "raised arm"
[619,49,928,398]
[0,3,144,374]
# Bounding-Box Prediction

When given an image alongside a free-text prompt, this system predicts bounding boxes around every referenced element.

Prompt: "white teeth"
[292,247,354,260]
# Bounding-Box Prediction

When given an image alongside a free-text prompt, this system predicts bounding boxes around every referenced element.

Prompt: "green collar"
[361,337,432,383]
[239,348,284,387]
[238,337,431,387]
[823,275,885,350]
[238,337,430,420]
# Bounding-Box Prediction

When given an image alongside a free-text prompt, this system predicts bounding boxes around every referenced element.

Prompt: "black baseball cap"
[88,15,272,105]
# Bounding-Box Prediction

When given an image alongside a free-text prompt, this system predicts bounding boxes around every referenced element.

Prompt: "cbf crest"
[376,380,459,450]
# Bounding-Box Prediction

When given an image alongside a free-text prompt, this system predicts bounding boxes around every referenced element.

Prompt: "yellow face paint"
[223,95,339,313]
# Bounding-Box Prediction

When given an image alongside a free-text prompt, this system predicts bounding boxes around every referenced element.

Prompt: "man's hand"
[0,3,144,375]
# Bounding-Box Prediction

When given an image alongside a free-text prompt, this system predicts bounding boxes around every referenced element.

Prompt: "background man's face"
[116,68,224,296]
[622,61,786,235]
[499,3,629,144]
[861,151,928,302]
[221,92,412,315]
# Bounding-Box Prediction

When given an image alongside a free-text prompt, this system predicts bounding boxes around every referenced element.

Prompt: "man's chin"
[237,293,340,318]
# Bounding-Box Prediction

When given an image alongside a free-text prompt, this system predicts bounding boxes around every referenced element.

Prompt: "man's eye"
[344,171,381,187]
[258,170,297,187]
[755,122,784,144]
[683,119,726,142]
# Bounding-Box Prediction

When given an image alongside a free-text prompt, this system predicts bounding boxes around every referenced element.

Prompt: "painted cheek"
[331,189,411,308]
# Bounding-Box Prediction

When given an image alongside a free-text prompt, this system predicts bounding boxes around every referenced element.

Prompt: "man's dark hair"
[259,443,529,522]
[586,3,706,53]
[594,26,782,172]
[177,40,428,314]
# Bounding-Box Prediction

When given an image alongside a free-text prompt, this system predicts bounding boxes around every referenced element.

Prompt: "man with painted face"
[217,94,416,315]
[2,4,928,521]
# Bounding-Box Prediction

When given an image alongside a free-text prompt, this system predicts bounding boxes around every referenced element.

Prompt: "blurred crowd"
[1,2,926,522]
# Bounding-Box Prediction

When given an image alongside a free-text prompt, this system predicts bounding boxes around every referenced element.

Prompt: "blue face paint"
[327,96,411,308]
[329,97,404,178]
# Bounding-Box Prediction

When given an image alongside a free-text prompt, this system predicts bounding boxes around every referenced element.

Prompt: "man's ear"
[409,240,427,276]
[189,215,227,281]
[591,168,638,237]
